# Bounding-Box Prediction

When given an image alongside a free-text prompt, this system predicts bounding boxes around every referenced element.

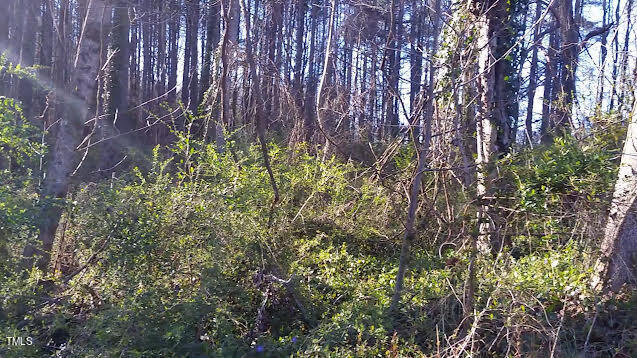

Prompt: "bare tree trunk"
[181,0,192,109]
[541,30,557,143]
[472,0,510,253]
[304,3,318,143]
[200,0,221,101]
[142,0,153,104]
[409,1,423,141]
[290,0,306,145]
[617,0,634,112]
[592,95,637,291]
[609,0,621,111]
[239,0,279,204]
[369,46,378,141]
[107,0,131,132]
[389,0,440,315]
[17,0,36,118]
[316,0,337,159]
[23,0,105,271]
[264,0,283,128]
[0,1,9,94]
[0,0,8,46]
[525,1,542,145]
[101,0,131,171]
[553,0,578,133]
[596,0,609,108]
[129,7,141,126]
[220,0,240,148]
[156,0,167,100]
[167,0,180,102]
[187,0,200,112]
[343,41,353,134]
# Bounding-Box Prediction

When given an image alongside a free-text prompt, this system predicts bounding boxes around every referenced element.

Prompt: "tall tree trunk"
[107,0,131,133]
[101,0,131,171]
[142,0,153,104]
[200,0,221,101]
[369,46,378,141]
[17,0,37,118]
[0,0,8,46]
[181,0,192,108]
[167,0,180,102]
[220,0,240,143]
[129,7,141,126]
[472,0,512,253]
[290,0,306,144]
[264,0,283,128]
[617,0,633,112]
[592,94,637,291]
[239,0,279,204]
[23,0,105,271]
[525,1,542,145]
[596,0,609,108]
[385,0,402,137]
[303,2,318,143]
[156,0,167,100]
[0,0,9,94]
[316,0,337,159]
[390,0,440,315]
[553,0,578,133]
[409,1,423,140]
[187,0,200,112]
[541,30,557,143]
[609,0,621,111]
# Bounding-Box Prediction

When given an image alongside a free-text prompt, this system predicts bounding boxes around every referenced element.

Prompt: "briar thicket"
[0,0,636,356]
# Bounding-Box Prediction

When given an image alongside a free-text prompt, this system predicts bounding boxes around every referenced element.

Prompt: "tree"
[200,0,221,103]
[23,0,105,271]
[525,1,542,145]
[239,0,280,205]
[390,0,440,315]
[551,0,579,133]
[102,0,131,171]
[167,0,181,102]
[593,95,637,291]
[471,0,515,252]
[316,0,337,158]
[220,0,240,141]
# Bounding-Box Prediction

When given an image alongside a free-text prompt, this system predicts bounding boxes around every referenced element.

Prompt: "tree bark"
[187,0,200,112]
[142,0,153,104]
[609,0,621,111]
[316,0,337,159]
[303,2,319,143]
[472,0,512,252]
[106,0,131,133]
[409,1,423,140]
[200,0,221,102]
[596,0,609,108]
[525,1,542,146]
[167,0,180,102]
[289,0,306,145]
[592,95,637,291]
[23,0,105,271]
[617,0,633,112]
[220,0,240,146]
[101,0,131,171]
[553,0,578,133]
[541,30,557,143]
[17,0,36,118]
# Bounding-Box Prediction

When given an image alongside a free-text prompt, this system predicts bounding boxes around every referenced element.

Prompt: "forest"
[0,0,636,356]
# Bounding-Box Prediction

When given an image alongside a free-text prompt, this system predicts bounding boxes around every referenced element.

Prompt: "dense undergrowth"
[1,101,636,357]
